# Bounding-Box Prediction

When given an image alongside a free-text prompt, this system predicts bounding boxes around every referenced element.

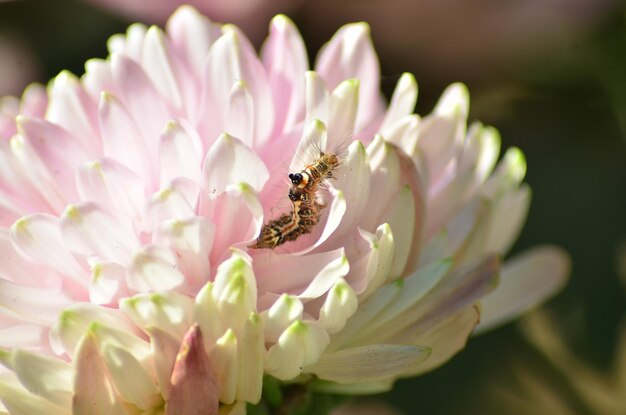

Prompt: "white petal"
[0,349,72,408]
[0,381,67,415]
[236,313,264,403]
[101,344,161,410]
[348,223,395,298]
[126,244,185,292]
[49,303,136,357]
[212,249,257,334]
[193,282,224,350]
[159,119,203,185]
[209,329,238,404]
[265,320,330,380]
[202,133,269,195]
[304,344,430,384]
[318,279,358,334]
[146,327,179,399]
[262,294,303,343]
[121,291,193,340]
[88,259,128,305]
[60,202,140,265]
[476,246,570,334]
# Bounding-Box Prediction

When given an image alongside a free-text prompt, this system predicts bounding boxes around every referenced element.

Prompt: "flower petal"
[60,202,140,265]
[126,244,186,292]
[77,157,147,222]
[379,73,418,137]
[262,294,304,343]
[0,348,72,408]
[403,306,480,376]
[262,15,308,134]
[72,329,127,415]
[265,320,330,380]
[0,381,67,415]
[304,344,430,384]
[167,324,219,415]
[121,291,193,340]
[236,312,264,403]
[318,278,358,334]
[202,133,269,195]
[159,119,203,186]
[315,23,383,131]
[476,246,570,334]
[11,214,86,286]
[166,5,222,81]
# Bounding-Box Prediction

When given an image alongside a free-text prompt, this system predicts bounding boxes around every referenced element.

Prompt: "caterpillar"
[249,189,324,249]
[288,152,340,193]
[250,152,341,250]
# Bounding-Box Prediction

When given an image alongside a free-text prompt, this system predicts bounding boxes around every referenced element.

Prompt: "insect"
[250,189,323,249]
[250,151,341,250]
[288,152,340,194]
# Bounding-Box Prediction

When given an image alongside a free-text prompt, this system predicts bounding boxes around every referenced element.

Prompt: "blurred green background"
[1,0,625,413]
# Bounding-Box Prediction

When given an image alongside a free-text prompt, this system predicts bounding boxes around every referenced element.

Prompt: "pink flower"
[0,6,569,413]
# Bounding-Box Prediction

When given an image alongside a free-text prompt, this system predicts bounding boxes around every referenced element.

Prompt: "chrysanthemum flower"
[0,6,569,414]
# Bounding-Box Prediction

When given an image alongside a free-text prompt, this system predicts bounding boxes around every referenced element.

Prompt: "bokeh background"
[1,0,625,413]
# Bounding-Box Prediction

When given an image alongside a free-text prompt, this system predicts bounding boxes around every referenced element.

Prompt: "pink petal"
[11,214,86,287]
[328,79,359,149]
[98,91,153,186]
[202,133,269,195]
[146,326,180,399]
[255,248,346,298]
[166,324,219,415]
[166,5,222,82]
[60,202,140,265]
[198,29,274,149]
[262,15,308,134]
[159,119,204,186]
[88,259,128,305]
[110,53,171,160]
[315,23,384,131]
[155,217,214,291]
[303,71,329,134]
[45,71,100,153]
[72,330,127,415]
[77,157,147,222]
[16,116,93,210]
[142,26,184,111]
[379,73,418,136]
[226,81,254,147]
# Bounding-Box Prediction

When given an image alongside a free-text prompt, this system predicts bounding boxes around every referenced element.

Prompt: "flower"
[0,6,569,414]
